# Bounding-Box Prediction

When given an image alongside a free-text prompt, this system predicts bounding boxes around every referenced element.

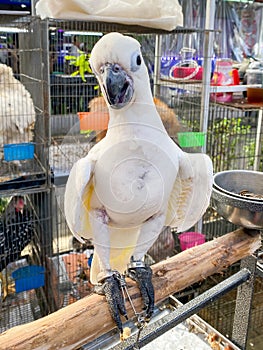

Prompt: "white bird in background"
[64,32,213,337]
[0,64,35,147]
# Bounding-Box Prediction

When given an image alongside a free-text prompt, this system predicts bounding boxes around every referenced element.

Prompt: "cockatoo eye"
[131,51,142,72]
[99,66,105,74]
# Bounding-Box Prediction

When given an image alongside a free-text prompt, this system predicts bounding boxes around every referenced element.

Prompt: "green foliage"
[179,114,260,172]
[0,197,9,215]
[209,117,251,171]
[64,52,92,82]
[244,140,263,171]
[181,118,200,132]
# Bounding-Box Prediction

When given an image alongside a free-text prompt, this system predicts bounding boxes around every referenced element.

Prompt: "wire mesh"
[0,190,52,332]
[0,11,262,348]
[196,269,263,350]
[0,16,49,192]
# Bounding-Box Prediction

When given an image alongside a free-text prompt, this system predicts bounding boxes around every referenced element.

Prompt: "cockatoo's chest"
[92,138,178,225]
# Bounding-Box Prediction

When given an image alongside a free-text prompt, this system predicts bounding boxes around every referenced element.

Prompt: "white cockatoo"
[64,32,213,336]
[0,64,35,147]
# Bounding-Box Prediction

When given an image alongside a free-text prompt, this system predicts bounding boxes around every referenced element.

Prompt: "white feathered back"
[0,64,35,146]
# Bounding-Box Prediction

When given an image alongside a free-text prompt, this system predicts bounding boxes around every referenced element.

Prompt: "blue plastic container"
[12,265,45,293]
[3,142,35,161]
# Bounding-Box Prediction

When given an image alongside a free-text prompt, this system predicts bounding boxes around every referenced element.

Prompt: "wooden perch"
[0,228,261,350]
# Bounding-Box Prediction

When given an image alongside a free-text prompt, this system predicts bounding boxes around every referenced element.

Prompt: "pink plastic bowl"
[178,232,206,251]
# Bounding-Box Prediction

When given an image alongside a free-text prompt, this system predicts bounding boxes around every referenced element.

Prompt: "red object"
[178,232,205,251]
[171,66,203,80]
[232,69,240,85]
[210,92,233,103]
[15,198,25,212]
[210,68,240,103]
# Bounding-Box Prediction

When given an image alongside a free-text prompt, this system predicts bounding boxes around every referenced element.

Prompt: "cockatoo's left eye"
[131,51,142,72]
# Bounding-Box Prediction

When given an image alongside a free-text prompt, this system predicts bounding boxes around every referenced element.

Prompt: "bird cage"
[0,16,49,192]
[0,190,53,332]
[0,8,262,348]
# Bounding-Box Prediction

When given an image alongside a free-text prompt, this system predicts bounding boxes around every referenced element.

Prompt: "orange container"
[247,87,263,104]
[78,112,109,131]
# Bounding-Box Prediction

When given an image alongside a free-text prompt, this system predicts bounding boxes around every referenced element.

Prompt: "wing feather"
[64,155,94,242]
[165,152,213,232]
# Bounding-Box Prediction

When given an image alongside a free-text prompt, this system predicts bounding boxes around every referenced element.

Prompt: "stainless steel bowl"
[212,170,263,229]
[213,170,263,201]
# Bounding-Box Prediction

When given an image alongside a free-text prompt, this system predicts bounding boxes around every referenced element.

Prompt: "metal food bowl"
[213,170,263,201]
[212,170,263,229]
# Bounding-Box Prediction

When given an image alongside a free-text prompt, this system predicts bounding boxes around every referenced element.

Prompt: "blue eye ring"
[131,51,142,72]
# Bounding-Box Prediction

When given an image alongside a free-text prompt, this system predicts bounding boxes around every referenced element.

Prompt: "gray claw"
[128,265,154,319]
[101,274,128,333]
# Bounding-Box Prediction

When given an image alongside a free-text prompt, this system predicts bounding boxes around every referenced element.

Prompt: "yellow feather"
[81,182,94,234]
[110,246,134,273]
[84,182,94,211]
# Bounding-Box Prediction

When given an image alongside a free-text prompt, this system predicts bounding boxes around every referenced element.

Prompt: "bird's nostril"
[113,64,120,72]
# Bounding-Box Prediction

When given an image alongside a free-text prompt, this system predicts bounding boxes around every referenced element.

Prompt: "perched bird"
[0,64,35,147]
[0,196,34,272]
[64,32,213,337]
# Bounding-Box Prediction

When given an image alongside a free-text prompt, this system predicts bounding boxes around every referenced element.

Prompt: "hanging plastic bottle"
[210,59,239,102]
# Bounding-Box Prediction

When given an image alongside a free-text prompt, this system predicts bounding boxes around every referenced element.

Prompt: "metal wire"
[112,268,251,350]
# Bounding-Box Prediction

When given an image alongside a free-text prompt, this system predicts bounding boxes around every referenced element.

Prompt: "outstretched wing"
[64,155,95,243]
[166,152,213,232]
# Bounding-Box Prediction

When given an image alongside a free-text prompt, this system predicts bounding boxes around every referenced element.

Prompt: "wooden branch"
[0,228,261,350]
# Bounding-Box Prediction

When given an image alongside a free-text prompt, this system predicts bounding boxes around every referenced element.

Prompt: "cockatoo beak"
[101,63,134,109]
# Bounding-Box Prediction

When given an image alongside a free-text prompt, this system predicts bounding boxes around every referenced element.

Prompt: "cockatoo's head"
[90,32,149,110]
[0,63,13,83]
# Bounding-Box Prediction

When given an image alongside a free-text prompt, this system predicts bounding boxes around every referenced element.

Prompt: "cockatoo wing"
[166,152,213,232]
[64,155,94,243]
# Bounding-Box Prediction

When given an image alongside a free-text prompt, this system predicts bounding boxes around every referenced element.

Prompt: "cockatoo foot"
[100,274,128,335]
[127,262,154,320]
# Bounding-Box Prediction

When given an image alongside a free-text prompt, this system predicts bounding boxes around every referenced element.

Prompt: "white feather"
[64,155,94,242]
[65,33,213,284]
[0,64,35,146]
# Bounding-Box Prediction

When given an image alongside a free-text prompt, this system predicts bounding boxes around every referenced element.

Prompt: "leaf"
[79,65,86,82]
[84,61,92,74]
[64,55,77,63]
[71,71,80,77]
[65,53,93,81]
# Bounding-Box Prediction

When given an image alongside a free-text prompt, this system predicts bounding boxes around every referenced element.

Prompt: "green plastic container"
[177,132,206,148]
